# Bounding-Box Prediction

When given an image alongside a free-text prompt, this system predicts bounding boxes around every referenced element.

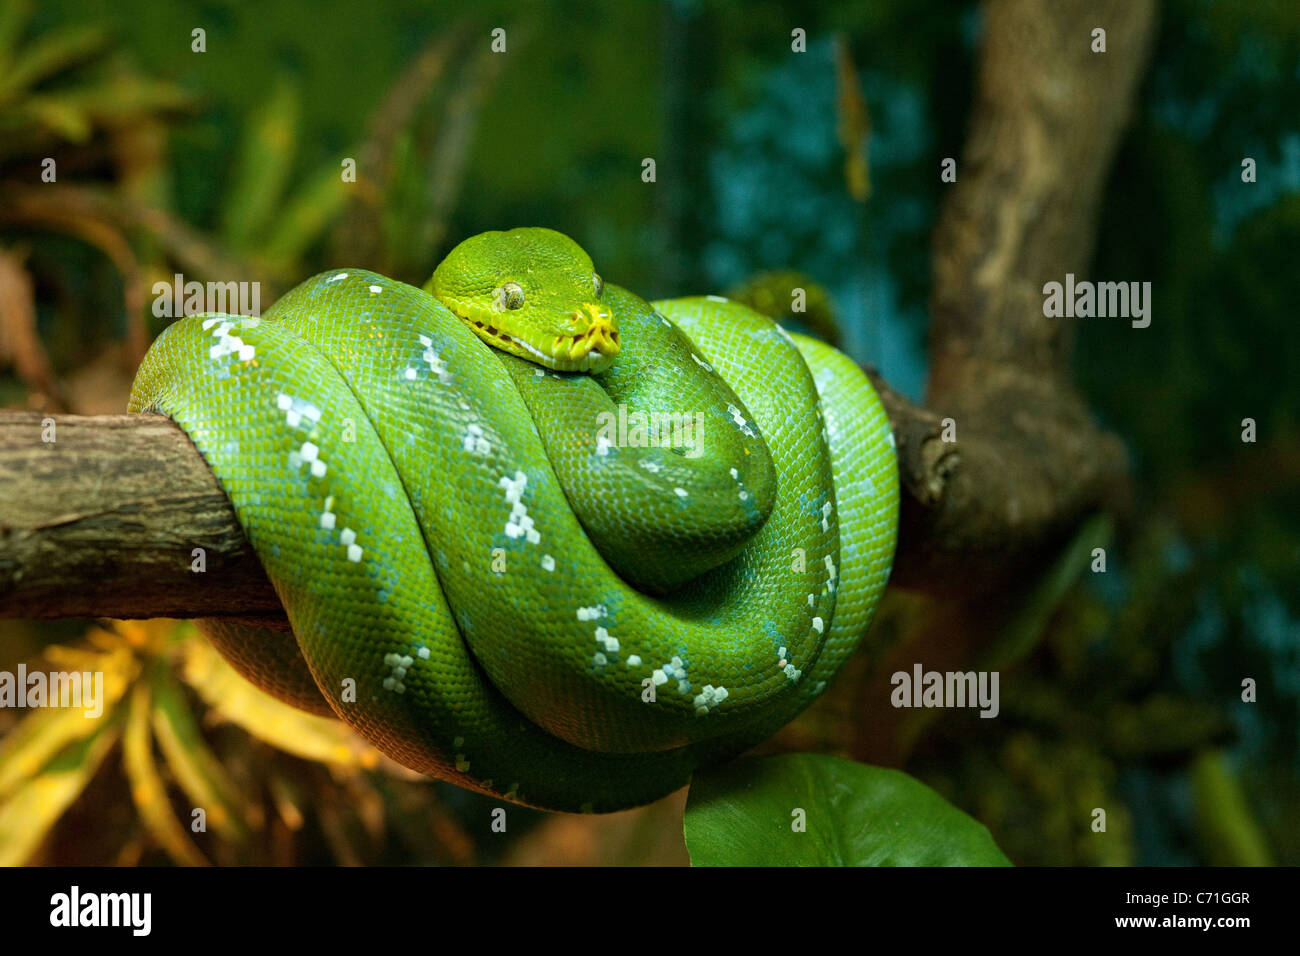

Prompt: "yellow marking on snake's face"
[427,227,621,373]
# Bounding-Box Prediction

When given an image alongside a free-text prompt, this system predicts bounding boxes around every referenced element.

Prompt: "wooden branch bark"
[0,412,280,621]
[885,0,1152,589]
[0,0,1153,619]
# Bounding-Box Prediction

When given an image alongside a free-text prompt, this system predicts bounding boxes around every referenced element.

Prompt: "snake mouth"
[551,310,619,364]
[460,315,618,372]
[454,301,619,373]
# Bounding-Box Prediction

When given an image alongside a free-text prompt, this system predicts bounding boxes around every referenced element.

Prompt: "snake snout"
[578,303,619,358]
[553,304,619,362]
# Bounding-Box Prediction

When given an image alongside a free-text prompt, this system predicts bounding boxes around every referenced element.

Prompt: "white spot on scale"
[674,487,688,498]
[340,528,356,546]
[812,616,824,634]
[594,627,618,653]
[727,403,756,438]
[692,684,729,714]
[463,423,491,456]
[706,295,728,303]
[327,272,348,282]
[499,470,540,544]
[368,284,383,294]
[382,652,412,693]
[347,543,363,562]
[626,655,642,667]
[541,554,555,571]
[423,346,447,380]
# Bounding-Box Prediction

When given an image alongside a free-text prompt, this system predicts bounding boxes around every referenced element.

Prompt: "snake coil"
[130,229,898,812]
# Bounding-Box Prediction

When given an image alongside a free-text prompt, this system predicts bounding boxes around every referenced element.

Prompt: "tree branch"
[885,0,1152,590]
[0,412,280,621]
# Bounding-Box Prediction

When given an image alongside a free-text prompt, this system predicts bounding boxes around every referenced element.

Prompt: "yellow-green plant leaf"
[260,160,350,267]
[17,94,91,141]
[1192,749,1273,866]
[218,73,300,251]
[0,716,120,865]
[52,75,193,125]
[149,665,250,844]
[181,638,387,770]
[0,25,105,100]
[0,648,135,798]
[0,0,33,68]
[122,679,208,866]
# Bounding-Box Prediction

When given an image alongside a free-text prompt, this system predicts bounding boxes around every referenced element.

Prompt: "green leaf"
[180,637,389,770]
[685,753,1011,866]
[0,25,105,101]
[1191,749,1273,867]
[218,73,300,252]
[259,159,350,267]
[122,678,209,866]
[149,665,250,845]
[0,0,34,69]
[0,714,121,865]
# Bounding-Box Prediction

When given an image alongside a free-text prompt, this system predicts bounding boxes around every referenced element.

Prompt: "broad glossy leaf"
[685,753,1011,866]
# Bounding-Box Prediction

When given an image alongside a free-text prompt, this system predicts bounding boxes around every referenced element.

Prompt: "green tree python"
[129,227,898,812]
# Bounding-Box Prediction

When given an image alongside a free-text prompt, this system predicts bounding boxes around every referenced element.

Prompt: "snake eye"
[497,282,525,310]
[593,273,604,298]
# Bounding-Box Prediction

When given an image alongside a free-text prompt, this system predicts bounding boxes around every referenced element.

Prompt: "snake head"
[428,227,621,373]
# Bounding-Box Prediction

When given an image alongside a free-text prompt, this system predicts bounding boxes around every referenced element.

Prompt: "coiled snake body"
[130,228,898,812]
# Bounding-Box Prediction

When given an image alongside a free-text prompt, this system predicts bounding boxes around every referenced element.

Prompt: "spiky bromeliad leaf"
[0,714,122,865]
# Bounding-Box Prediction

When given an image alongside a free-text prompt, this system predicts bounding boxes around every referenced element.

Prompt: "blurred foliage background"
[0,0,1296,865]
